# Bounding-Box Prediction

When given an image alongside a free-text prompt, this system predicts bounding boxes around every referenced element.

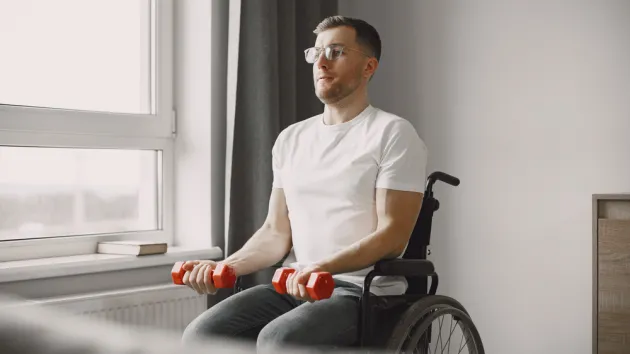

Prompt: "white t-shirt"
[272,105,428,296]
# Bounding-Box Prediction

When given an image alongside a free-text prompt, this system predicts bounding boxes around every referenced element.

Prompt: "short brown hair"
[314,16,381,62]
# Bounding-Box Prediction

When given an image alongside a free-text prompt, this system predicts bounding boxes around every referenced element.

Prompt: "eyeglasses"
[304,44,372,64]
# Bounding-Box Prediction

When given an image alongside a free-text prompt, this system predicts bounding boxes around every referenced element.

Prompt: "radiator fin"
[36,284,207,333]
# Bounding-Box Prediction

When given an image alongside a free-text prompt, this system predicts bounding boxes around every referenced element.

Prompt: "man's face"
[311,26,375,104]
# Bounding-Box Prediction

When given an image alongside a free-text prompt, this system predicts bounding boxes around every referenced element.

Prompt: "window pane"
[0,0,153,114]
[0,147,160,241]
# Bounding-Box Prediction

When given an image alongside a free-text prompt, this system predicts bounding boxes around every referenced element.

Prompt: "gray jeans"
[181,280,363,352]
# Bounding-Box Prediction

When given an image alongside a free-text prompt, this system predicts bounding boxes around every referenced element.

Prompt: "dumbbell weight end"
[213,263,237,288]
[171,261,186,285]
[272,267,296,294]
[306,272,334,300]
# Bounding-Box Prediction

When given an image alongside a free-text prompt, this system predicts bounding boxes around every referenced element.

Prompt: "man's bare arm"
[222,188,293,276]
[314,188,423,275]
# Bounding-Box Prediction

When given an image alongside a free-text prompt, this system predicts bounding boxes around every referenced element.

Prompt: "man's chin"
[315,90,340,104]
[316,94,340,105]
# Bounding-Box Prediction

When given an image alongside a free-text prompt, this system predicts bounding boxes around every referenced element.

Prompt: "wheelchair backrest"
[402,171,458,261]
[401,193,438,261]
[401,171,459,295]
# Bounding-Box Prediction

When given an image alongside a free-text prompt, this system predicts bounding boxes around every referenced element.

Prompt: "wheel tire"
[386,295,484,354]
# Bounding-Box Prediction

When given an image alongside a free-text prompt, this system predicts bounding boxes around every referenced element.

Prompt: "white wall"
[174,0,233,253]
[339,1,630,353]
[174,0,213,249]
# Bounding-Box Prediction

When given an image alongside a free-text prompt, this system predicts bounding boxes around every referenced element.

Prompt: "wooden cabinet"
[594,194,630,354]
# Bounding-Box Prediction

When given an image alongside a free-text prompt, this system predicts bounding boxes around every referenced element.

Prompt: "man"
[181,16,428,351]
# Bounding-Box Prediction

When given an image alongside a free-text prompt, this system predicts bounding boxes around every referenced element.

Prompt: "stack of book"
[96,240,167,256]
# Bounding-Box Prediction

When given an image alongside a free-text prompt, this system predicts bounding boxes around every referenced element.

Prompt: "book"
[96,240,168,256]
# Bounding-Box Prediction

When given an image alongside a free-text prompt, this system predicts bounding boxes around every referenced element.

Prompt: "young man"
[181,16,428,351]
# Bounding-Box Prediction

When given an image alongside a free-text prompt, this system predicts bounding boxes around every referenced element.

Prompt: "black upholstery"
[373,259,435,277]
[401,193,438,260]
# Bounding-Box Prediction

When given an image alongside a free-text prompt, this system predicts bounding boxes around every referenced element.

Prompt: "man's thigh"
[182,284,299,342]
[257,284,362,350]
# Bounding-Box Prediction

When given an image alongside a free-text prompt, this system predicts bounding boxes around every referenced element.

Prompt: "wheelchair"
[235,171,485,353]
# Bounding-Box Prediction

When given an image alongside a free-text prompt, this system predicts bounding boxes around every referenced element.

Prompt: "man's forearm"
[315,225,407,275]
[222,224,292,276]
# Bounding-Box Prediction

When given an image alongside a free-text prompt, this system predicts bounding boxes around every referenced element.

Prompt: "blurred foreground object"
[0,293,380,354]
[0,293,252,354]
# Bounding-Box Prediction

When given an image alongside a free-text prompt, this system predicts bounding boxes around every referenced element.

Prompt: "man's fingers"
[182,260,200,271]
[297,272,308,284]
[188,264,203,293]
[179,260,222,295]
[293,273,301,298]
[182,269,191,286]
[286,273,297,297]
[285,271,316,301]
[285,273,293,296]
[298,283,308,299]
[195,264,209,294]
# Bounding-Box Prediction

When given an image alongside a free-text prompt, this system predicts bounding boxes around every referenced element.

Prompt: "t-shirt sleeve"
[271,132,284,189]
[375,120,428,193]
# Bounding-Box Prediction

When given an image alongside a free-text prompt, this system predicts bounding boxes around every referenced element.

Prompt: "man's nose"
[315,52,330,70]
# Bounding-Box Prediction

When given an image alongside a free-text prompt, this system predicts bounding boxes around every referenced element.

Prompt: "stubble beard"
[315,79,360,105]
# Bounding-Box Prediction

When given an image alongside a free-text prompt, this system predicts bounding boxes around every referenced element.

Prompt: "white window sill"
[0,246,223,283]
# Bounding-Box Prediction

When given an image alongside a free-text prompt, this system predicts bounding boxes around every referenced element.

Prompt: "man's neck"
[323,94,370,126]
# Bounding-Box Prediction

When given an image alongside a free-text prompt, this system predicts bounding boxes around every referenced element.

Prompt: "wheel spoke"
[443,315,459,354]
[434,315,444,353]
[390,300,482,354]
[458,329,472,354]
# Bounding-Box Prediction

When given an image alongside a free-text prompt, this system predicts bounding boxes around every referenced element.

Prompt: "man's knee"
[181,308,226,342]
[181,296,245,342]
[256,321,304,351]
[256,291,361,351]
[182,284,282,342]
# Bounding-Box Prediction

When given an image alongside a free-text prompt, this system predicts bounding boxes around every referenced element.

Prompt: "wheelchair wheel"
[386,295,484,354]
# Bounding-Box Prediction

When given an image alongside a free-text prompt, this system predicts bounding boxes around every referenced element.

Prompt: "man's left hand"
[285,264,326,302]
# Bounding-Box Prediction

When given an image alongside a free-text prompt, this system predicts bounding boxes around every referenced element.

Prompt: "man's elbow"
[382,226,412,259]
[388,243,407,259]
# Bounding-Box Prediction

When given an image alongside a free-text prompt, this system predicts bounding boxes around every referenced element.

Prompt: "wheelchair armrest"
[373,259,435,277]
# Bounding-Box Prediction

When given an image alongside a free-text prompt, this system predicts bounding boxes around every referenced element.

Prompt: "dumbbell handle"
[171,262,236,288]
[272,267,335,300]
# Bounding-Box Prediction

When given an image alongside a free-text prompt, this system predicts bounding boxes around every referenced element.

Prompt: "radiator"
[32,284,207,333]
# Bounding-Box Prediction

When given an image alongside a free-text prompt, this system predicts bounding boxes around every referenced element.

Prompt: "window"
[0,0,154,114]
[0,0,174,261]
[0,147,161,241]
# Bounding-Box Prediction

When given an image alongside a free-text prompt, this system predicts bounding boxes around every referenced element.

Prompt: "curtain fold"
[210,0,229,254]
[225,0,338,288]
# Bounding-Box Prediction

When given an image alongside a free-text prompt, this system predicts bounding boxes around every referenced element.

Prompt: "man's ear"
[364,58,379,80]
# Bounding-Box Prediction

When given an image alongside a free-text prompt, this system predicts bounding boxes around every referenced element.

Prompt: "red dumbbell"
[171,261,236,288]
[271,267,335,300]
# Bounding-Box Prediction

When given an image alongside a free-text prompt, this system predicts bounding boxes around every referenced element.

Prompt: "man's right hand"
[182,260,219,295]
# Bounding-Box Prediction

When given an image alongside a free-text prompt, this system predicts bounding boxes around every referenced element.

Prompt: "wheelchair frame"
[357,171,459,348]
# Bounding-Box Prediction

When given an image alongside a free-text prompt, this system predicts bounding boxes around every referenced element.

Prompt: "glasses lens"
[326,46,343,60]
[305,46,343,63]
[305,48,319,63]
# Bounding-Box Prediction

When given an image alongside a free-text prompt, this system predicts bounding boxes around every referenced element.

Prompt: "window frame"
[0,0,175,262]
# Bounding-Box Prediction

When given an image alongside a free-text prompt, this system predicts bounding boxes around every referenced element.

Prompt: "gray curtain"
[210,0,229,254]
[226,0,338,288]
